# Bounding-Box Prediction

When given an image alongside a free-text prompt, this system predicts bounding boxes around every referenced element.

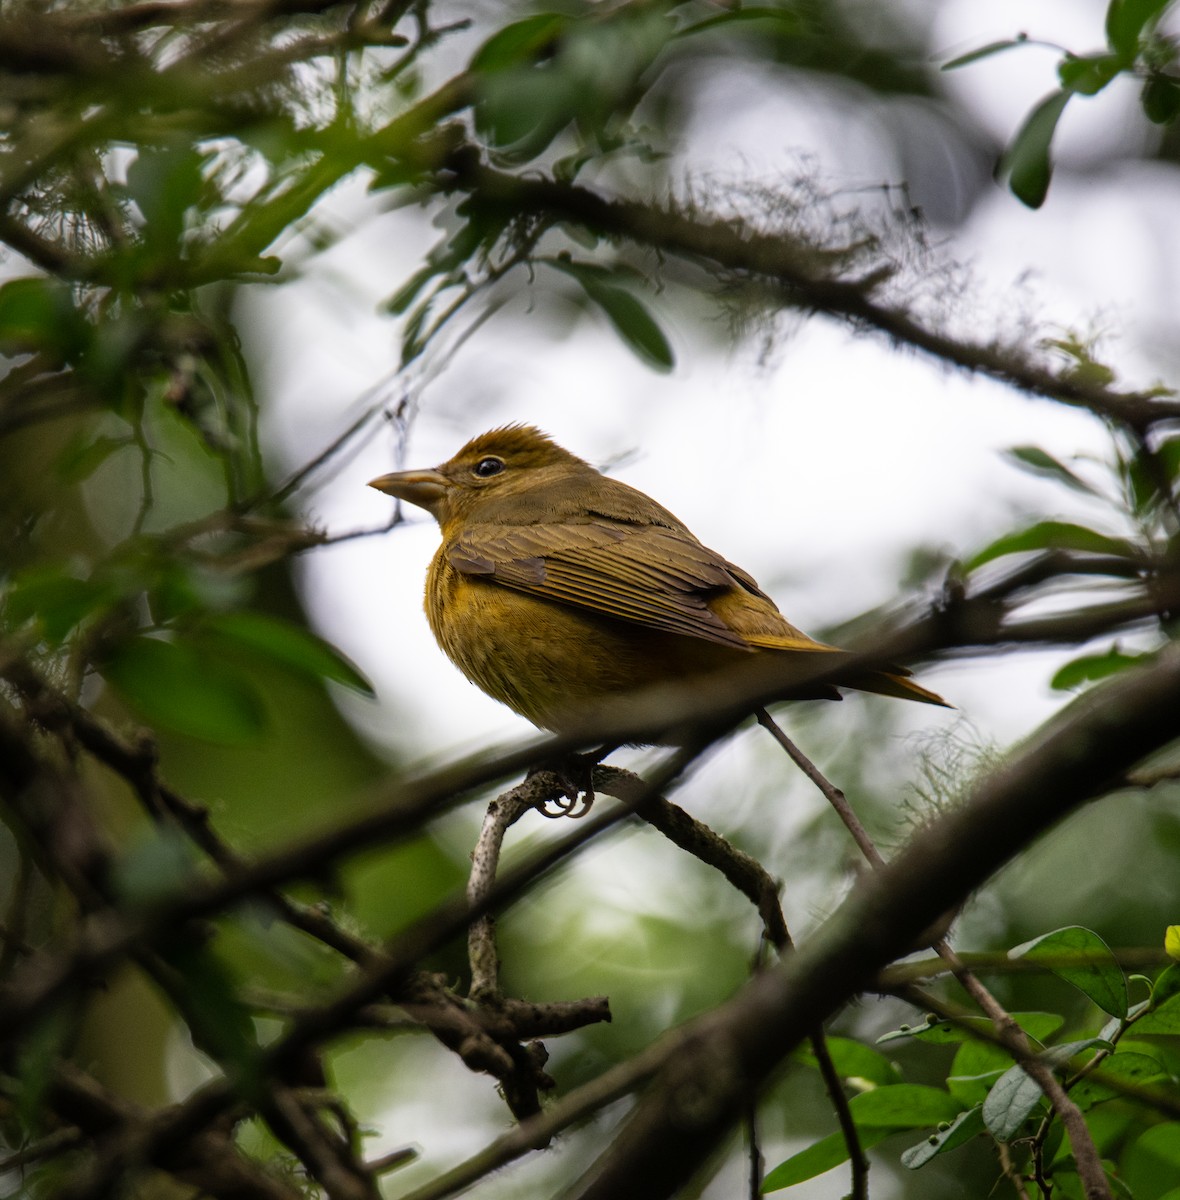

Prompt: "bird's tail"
[851,668,950,707]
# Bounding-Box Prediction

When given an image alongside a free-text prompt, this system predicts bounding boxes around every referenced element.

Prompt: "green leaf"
[942,38,1029,70]
[0,276,88,358]
[901,1104,985,1169]
[1106,0,1172,60]
[1010,927,1129,1017]
[56,433,134,484]
[470,12,567,72]
[1070,1051,1167,1109]
[1135,992,1180,1034]
[998,89,1072,208]
[879,1011,1063,1047]
[1124,1122,1180,1199]
[1003,445,1103,496]
[1051,647,1152,691]
[964,520,1140,573]
[982,1064,1044,1141]
[847,1084,963,1129]
[1058,52,1123,95]
[762,1127,892,1191]
[676,6,805,39]
[199,612,374,696]
[1156,963,1180,1000]
[939,1014,1068,1108]
[550,258,674,370]
[795,1036,902,1086]
[5,569,118,645]
[1143,74,1180,124]
[102,634,267,744]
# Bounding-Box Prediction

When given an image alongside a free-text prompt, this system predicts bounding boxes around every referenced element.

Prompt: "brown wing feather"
[446,520,835,652]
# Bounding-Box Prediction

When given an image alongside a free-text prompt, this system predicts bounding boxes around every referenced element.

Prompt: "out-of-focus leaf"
[1143,75,1180,123]
[1051,647,1152,691]
[795,1036,903,1086]
[0,276,89,357]
[982,1064,1044,1140]
[1003,445,1103,496]
[5,569,118,645]
[676,6,805,39]
[1106,0,1171,60]
[1123,1122,1180,1199]
[964,520,1140,573]
[199,612,375,696]
[1071,1051,1167,1110]
[762,1127,892,1190]
[1165,931,1180,965]
[998,89,1071,208]
[115,826,201,907]
[124,143,209,254]
[164,936,261,1079]
[1058,52,1122,95]
[1010,927,1129,1017]
[102,634,267,744]
[901,1104,985,1169]
[470,12,567,72]
[550,258,674,370]
[1135,993,1180,1034]
[56,433,134,484]
[942,38,1029,70]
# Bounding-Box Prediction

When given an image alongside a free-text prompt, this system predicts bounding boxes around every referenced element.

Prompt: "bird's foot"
[529,747,614,819]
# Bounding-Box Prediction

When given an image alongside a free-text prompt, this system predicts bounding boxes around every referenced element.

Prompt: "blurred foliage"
[0,1,1179,1200]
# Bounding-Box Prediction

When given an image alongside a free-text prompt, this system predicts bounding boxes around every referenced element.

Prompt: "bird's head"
[368,425,592,530]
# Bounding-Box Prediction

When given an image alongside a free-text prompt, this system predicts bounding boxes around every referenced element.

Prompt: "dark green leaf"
[1135,993,1180,1034]
[1155,434,1180,481]
[0,276,88,357]
[762,1127,892,1191]
[5,569,118,644]
[550,258,674,370]
[1058,52,1123,95]
[982,1064,1044,1140]
[1010,927,1129,1016]
[998,89,1072,208]
[164,937,261,1077]
[124,143,209,253]
[1051,647,1152,691]
[942,38,1029,70]
[1003,446,1102,496]
[1154,964,1180,1004]
[901,1104,985,1168]
[470,12,567,72]
[964,520,1141,573]
[1071,1051,1167,1109]
[199,612,375,696]
[102,635,267,744]
[1106,0,1172,60]
[1143,75,1180,124]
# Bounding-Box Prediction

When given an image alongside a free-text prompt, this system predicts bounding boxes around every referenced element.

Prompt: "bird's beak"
[367,468,450,515]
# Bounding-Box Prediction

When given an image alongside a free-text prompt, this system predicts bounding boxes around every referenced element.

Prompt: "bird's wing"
[446,520,833,652]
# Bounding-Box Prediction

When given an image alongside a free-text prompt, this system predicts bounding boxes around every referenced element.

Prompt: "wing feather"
[448,521,759,647]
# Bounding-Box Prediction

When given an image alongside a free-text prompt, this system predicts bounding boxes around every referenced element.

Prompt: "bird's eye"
[472,457,504,478]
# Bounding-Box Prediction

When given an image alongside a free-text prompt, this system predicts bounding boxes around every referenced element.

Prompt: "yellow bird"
[369,425,946,732]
